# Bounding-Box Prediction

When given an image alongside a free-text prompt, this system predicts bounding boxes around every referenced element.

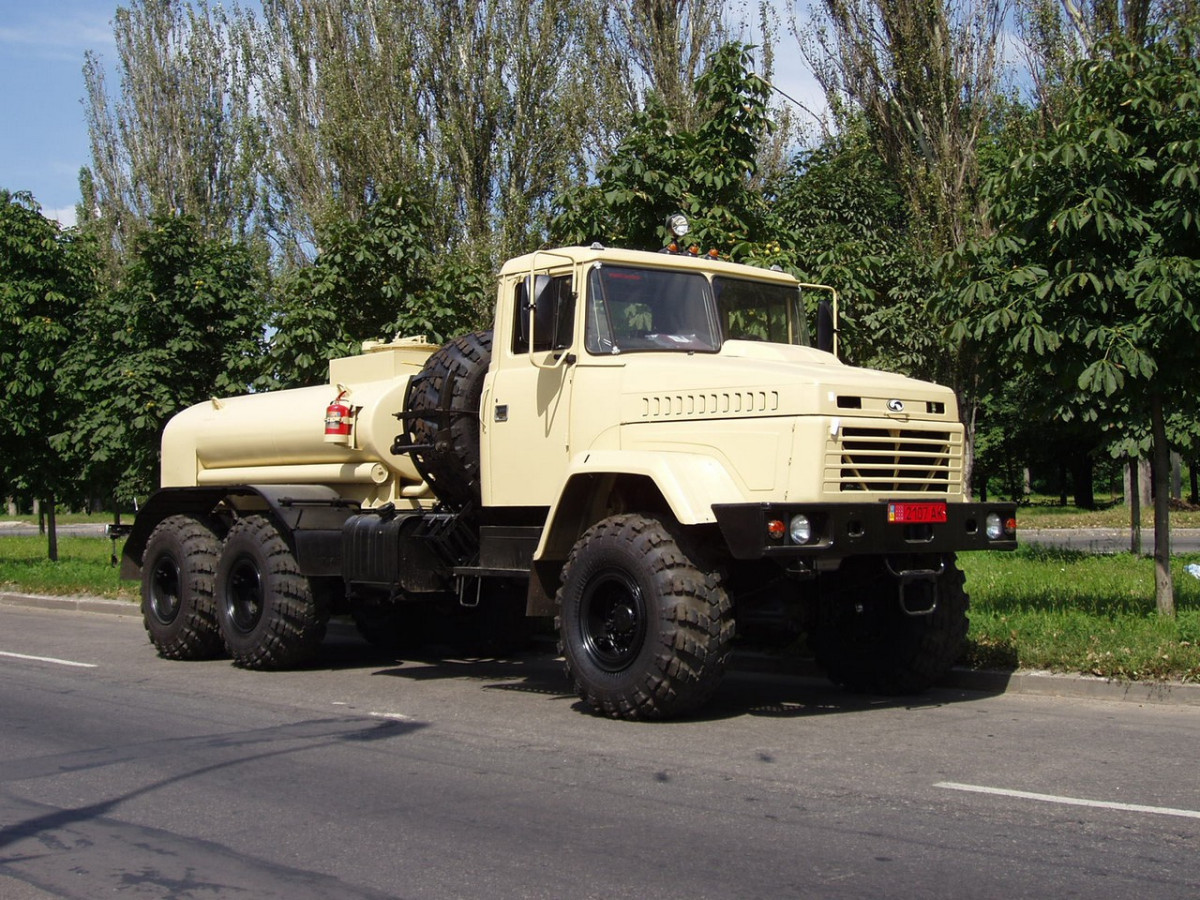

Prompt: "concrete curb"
[4,591,1199,707]
[0,591,137,617]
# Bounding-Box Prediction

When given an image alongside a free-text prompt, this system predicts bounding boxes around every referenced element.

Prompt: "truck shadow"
[316,625,997,722]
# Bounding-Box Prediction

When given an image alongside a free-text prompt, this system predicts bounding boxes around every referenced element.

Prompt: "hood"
[616,340,958,425]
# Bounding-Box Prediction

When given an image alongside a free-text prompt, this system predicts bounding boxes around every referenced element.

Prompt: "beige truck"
[121,233,1017,720]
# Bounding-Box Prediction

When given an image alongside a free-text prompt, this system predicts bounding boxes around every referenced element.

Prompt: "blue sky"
[0,1,116,224]
[0,1,823,229]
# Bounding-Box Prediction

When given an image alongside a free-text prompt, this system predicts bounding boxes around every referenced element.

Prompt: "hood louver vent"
[641,390,780,419]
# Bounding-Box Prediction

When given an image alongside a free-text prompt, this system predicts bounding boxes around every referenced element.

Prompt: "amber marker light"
[766,519,786,540]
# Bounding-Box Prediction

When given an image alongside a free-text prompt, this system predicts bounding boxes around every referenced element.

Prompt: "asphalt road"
[1,605,1198,898]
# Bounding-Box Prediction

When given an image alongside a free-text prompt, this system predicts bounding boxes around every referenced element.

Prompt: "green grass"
[0,535,136,602]
[1013,497,1200,529]
[5,525,1200,683]
[959,545,1200,682]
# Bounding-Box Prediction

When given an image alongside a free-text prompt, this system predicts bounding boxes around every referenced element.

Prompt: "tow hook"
[885,557,946,616]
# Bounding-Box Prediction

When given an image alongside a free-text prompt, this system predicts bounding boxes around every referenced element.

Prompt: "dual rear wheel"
[141,514,327,668]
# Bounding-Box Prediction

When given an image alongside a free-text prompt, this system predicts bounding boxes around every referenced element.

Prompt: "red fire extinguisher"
[324,390,353,444]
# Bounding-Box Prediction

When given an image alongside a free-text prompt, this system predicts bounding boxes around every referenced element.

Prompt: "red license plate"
[888,502,947,524]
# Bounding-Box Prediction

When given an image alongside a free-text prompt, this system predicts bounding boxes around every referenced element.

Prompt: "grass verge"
[0,535,136,602]
[3,531,1200,683]
[959,545,1200,682]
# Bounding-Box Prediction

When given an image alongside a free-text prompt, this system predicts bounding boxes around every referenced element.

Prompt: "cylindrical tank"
[160,340,439,491]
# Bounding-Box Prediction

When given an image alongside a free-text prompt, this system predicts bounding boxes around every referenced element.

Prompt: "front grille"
[830,426,957,493]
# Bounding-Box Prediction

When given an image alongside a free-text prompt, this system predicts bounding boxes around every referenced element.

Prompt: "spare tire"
[405,330,492,511]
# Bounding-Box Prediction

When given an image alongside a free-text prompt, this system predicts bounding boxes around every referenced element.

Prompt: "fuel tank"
[160,338,439,496]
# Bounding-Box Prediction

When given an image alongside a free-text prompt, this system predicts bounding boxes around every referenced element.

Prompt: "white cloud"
[43,206,78,228]
[0,10,114,62]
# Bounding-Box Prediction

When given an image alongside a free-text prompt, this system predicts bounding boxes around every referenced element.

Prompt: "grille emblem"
[887,399,905,412]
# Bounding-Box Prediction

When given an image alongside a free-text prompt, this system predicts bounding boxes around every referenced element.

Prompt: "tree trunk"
[1070,454,1095,510]
[1150,393,1174,617]
[1128,457,1142,555]
[1190,458,1198,506]
[46,496,58,563]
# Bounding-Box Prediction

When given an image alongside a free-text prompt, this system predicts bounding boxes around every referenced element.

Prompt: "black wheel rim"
[149,555,182,625]
[579,567,647,673]
[225,554,264,634]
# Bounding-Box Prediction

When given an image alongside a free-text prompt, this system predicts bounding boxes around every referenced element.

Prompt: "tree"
[83,0,266,261]
[0,191,96,559]
[268,184,485,388]
[805,0,1006,253]
[59,213,270,503]
[256,0,612,266]
[770,118,941,376]
[799,1,1010,492]
[1016,0,1200,127]
[948,26,1200,615]
[552,43,776,259]
[603,0,728,130]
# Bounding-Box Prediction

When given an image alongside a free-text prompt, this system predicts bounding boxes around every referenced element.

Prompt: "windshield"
[713,276,810,346]
[584,264,808,355]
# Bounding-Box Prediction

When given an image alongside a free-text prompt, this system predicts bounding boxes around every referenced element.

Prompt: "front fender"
[534,450,744,563]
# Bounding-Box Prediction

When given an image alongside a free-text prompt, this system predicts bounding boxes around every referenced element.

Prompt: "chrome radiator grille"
[828,426,958,493]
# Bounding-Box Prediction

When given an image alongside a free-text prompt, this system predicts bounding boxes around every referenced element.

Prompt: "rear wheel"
[811,554,969,694]
[556,514,733,720]
[215,516,329,669]
[140,515,224,660]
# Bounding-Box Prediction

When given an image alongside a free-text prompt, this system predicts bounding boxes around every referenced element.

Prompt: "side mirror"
[817,298,835,354]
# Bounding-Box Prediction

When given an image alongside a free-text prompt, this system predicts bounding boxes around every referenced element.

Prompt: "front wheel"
[556,514,733,720]
[811,554,969,695]
[215,516,329,669]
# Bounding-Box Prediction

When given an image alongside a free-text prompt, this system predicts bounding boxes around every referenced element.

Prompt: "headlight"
[985,512,1004,540]
[790,514,812,544]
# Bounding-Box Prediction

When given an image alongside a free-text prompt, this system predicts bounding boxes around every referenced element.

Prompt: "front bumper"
[712,501,1017,561]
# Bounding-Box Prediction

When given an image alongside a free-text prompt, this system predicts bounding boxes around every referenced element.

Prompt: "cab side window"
[512,274,575,354]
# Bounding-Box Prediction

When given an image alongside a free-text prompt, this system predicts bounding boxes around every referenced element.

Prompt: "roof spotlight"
[666,213,690,238]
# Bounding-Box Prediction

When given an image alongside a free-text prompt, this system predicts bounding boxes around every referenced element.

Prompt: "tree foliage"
[59,213,269,502]
[268,184,486,388]
[0,191,96,552]
[552,43,776,258]
[806,0,1006,252]
[948,26,1200,613]
[82,0,265,261]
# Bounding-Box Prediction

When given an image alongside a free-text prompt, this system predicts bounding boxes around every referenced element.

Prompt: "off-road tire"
[811,554,969,695]
[556,514,733,720]
[406,330,492,511]
[215,515,329,669]
[140,515,224,660]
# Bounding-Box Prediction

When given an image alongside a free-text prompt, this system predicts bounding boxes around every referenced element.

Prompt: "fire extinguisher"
[324,390,353,444]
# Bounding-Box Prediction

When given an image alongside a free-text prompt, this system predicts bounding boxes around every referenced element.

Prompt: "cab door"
[481,270,576,509]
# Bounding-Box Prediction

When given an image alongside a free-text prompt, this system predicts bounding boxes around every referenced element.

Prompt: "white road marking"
[935,781,1200,821]
[369,711,413,721]
[0,650,97,669]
